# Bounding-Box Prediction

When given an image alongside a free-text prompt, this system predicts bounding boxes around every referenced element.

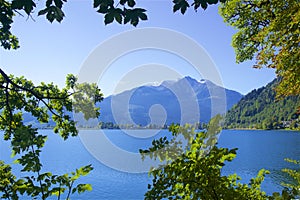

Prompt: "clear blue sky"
[0,0,276,96]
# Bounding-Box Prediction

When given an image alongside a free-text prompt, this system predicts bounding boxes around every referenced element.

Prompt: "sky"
[0,0,276,97]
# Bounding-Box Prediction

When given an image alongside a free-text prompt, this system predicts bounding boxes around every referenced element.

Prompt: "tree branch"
[0,68,68,118]
[4,81,13,134]
[66,180,74,199]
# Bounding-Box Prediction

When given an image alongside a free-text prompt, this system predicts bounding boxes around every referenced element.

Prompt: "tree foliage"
[219,2,300,198]
[140,116,273,200]
[219,0,300,98]
[0,69,103,199]
[275,158,300,199]
[1,0,106,198]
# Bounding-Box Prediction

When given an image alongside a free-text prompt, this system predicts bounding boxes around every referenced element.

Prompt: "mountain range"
[98,76,243,126]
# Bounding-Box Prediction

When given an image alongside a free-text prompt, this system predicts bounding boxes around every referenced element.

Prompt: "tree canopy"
[0,0,226,50]
[219,0,300,98]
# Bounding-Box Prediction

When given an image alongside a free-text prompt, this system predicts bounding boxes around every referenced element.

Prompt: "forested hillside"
[224,79,300,130]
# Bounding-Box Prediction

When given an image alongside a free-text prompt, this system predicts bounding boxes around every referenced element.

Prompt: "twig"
[30,145,46,200]
[66,180,74,199]
[12,9,24,17]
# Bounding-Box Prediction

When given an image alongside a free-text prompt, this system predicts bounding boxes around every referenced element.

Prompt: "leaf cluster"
[0,161,93,199]
[94,0,147,26]
[0,0,228,50]
[141,115,271,199]
[278,158,300,199]
[173,0,226,14]
[219,0,300,97]
[0,1,19,50]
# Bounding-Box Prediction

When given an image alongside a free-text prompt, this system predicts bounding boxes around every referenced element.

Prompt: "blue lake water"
[1,129,300,199]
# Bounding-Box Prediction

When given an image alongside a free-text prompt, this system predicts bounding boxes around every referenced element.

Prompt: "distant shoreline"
[35,125,300,131]
[223,127,300,131]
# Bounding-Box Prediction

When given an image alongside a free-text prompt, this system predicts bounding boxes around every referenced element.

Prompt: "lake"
[1,129,300,199]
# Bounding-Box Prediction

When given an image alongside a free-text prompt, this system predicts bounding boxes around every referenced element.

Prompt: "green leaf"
[173,3,182,12]
[93,0,101,8]
[54,0,63,8]
[11,0,24,9]
[11,0,36,15]
[139,12,147,20]
[46,0,53,7]
[207,0,218,4]
[172,0,189,14]
[55,7,65,22]
[97,5,109,14]
[128,0,136,7]
[76,184,92,194]
[200,2,208,10]
[25,0,36,14]
[119,0,127,5]
[104,12,114,25]
[114,13,122,24]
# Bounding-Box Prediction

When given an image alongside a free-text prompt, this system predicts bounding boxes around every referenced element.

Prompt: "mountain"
[99,76,243,126]
[224,79,300,130]
[22,111,57,128]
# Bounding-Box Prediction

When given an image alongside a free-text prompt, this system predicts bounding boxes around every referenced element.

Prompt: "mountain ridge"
[98,76,243,126]
[224,78,300,130]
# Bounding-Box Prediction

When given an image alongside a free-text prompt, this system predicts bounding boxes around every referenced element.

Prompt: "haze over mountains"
[98,76,243,126]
